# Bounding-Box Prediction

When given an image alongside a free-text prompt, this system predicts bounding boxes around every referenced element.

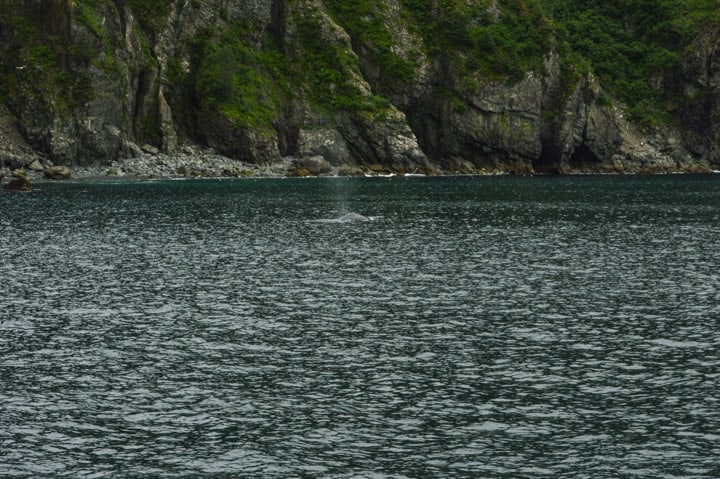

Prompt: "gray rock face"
[0,1,717,173]
[674,27,720,165]
[297,128,351,166]
[335,109,428,172]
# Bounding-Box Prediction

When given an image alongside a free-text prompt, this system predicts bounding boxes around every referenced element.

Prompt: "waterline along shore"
[2,151,718,185]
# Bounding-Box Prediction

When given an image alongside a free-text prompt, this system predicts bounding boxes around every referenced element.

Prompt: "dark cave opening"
[569,144,599,170]
[534,142,561,174]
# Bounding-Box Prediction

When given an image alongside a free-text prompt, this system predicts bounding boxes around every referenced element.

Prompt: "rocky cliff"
[1,0,719,176]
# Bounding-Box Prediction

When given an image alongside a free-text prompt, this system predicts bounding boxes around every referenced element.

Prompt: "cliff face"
[675,27,720,165]
[1,0,718,174]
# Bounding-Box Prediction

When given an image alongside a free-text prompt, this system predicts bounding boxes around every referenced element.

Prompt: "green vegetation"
[555,0,720,124]
[188,21,290,129]
[124,0,170,35]
[400,0,552,81]
[182,6,399,121]
[295,9,392,115]
[2,0,720,133]
[73,2,118,73]
[393,0,720,124]
[324,1,416,84]
[0,9,94,111]
[554,1,715,125]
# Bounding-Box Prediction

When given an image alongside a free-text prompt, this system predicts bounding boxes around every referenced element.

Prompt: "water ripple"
[1,176,719,477]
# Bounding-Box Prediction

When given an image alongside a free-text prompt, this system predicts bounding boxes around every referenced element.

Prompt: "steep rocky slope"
[1,0,718,175]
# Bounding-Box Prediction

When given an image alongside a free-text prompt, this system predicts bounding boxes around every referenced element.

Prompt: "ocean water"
[1,175,719,478]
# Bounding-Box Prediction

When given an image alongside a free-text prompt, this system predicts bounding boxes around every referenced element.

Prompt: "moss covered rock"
[44,165,72,179]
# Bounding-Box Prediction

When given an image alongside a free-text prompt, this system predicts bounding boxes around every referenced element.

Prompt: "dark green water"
[1,175,719,478]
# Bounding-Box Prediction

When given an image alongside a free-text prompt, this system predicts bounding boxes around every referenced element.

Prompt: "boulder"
[28,159,44,171]
[4,170,32,191]
[0,152,28,170]
[337,165,364,176]
[44,165,72,179]
[297,128,351,165]
[141,144,160,155]
[290,156,333,176]
[121,140,144,158]
[4,178,32,191]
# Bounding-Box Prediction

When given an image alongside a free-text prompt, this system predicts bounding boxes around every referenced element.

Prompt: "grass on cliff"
[398,0,720,126]
[551,0,720,125]
[0,8,95,112]
[185,21,291,130]
[294,9,393,116]
[124,0,170,36]
[173,10,395,131]
[323,1,417,86]
[400,0,552,82]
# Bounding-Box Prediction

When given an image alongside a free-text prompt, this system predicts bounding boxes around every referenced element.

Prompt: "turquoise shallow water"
[1,175,719,478]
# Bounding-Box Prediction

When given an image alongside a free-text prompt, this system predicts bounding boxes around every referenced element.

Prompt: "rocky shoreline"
[2,149,718,190]
[0,153,402,184]
[2,135,718,188]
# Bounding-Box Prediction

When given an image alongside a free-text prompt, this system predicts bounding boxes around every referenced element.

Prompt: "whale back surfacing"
[337,212,370,222]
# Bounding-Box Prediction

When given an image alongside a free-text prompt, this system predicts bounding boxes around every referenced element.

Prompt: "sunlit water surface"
[1,175,719,478]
